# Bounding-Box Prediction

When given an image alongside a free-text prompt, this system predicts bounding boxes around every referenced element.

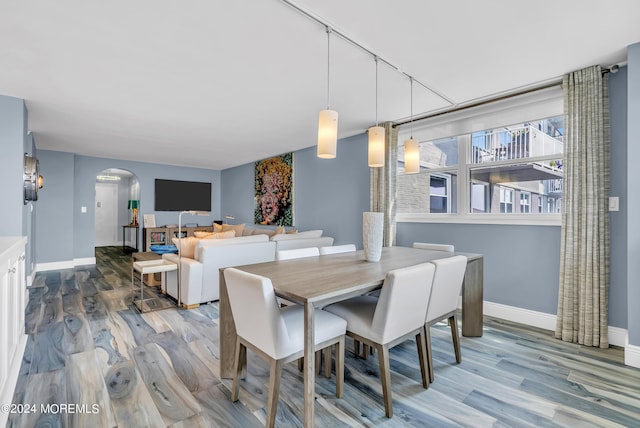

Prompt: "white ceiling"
[1,1,638,170]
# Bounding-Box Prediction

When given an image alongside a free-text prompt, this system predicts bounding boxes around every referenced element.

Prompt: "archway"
[95,168,140,250]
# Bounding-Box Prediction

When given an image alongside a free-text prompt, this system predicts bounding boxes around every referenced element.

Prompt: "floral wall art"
[254,153,293,226]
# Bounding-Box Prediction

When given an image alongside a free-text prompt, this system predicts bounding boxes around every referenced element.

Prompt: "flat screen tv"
[154,179,212,211]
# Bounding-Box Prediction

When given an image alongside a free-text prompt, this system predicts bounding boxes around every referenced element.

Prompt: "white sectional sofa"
[161,231,334,307]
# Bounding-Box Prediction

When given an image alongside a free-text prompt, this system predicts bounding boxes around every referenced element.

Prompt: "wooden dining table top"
[231,246,481,306]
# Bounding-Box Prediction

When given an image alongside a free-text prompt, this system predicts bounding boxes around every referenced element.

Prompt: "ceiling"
[1,1,638,170]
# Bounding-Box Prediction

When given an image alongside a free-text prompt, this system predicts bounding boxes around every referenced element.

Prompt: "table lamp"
[128,200,140,226]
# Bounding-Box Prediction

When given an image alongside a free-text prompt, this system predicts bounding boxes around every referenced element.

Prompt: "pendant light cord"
[410,76,414,138]
[374,55,379,126]
[326,26,331,110]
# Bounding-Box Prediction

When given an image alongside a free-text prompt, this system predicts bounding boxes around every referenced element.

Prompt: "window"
[520,192,530,213]
[499,187,513,213]
[395,87,564,225]
[397,136,459,213]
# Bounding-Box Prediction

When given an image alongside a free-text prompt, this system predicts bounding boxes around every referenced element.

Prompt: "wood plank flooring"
[7,246,640,427]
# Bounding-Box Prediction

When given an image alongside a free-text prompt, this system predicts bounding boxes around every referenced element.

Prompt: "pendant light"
[317,27,338,159]
[368,56,385,167]
[404,77,420,174]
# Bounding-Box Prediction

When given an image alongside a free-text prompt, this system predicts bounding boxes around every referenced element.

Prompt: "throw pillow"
[214,230,236,239]
[194,230,236,239]
[213,223,223,232]
[194,231,215,239]
[274,226,285,235]
[222,223,245,237]
[171,236,199,258]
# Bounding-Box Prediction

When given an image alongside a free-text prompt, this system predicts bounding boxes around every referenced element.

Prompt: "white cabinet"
[0,236,27,426]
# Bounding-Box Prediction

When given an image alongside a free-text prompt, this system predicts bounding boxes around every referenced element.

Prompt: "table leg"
[220,269,240,378]
[131,265,134,304]
[303,301,315,427]
[462,256,483,337]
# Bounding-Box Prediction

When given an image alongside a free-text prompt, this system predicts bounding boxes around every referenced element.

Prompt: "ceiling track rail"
[279,0,456,107]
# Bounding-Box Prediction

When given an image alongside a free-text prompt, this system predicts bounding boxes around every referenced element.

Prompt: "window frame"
[396,86,562,227]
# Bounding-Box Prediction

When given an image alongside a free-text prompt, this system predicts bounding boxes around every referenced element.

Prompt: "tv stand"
[143,225,215,251]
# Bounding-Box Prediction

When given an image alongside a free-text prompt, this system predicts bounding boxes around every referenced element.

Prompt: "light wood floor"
[7,246,640,427]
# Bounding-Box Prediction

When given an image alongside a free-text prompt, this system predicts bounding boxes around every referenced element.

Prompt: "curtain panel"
[556,65,610,348]
[369,122,398,247]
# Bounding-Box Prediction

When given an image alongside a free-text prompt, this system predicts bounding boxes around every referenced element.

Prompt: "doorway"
[95,168,140,248]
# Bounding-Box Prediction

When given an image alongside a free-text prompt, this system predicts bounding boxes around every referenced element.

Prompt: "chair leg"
[450,315,461,363]
[231,339,245,401]
[335,336,345,398]
[376,344,393,418]
[415,329,429,389]
[266,359,283,428]
[324,346,332,378]
[425,325,434,383]
[315,350,322,374]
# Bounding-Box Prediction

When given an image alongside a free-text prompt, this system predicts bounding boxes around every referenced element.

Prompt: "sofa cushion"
[271,230,323,241]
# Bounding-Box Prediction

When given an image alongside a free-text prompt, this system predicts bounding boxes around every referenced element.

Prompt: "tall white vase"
[363,212,384,262]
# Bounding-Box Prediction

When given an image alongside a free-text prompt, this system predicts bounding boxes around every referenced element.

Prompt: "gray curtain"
[370,122,398,247]
[556,65,610,348]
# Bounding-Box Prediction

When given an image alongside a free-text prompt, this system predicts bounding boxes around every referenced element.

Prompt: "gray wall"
[36,151,75,264]
[0,95,38,276]
[609,66,628,330]
[221,133,370,247]
[36,151,222,263]
[396,223,561,314]
[0,95,26,236]
[627,43,640,346]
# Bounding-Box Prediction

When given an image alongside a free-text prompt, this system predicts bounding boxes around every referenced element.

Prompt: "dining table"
[218,246,483,427]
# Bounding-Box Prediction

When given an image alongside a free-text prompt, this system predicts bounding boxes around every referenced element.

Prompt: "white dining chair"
[276,247,320,260]
[324,262,435,417]
[319,244,356,255]
[413,242,455,252]
[223,267,347,428]
[424,255,467,383]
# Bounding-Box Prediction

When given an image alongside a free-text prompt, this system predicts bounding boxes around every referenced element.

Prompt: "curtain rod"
[393,79,562,128]
[279,0,456,107]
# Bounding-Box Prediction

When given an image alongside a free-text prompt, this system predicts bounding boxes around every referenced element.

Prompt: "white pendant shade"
[368,125,385,167]
[317,109,338,159]
[404,138,420,174]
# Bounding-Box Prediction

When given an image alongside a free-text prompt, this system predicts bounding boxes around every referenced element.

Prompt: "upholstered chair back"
[276,247,320,260]
[371,262,435,344]
[319,244,357,255]
[426,256,468,324]
[224,268,295,359]
[413,242,455,252]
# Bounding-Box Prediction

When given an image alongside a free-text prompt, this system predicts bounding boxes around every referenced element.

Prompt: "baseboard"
[625,341,640,368]
[0,334,27,428]
[478,300,628,349]
[27,270,36,287]
[483,301,557,331]
[74,257,97,267]
[35,257,96,273]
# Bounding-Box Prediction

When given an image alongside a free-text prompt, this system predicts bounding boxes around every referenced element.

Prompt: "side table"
[122,225,139,254]
[131,259,177,313]
[132,251,162,286]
